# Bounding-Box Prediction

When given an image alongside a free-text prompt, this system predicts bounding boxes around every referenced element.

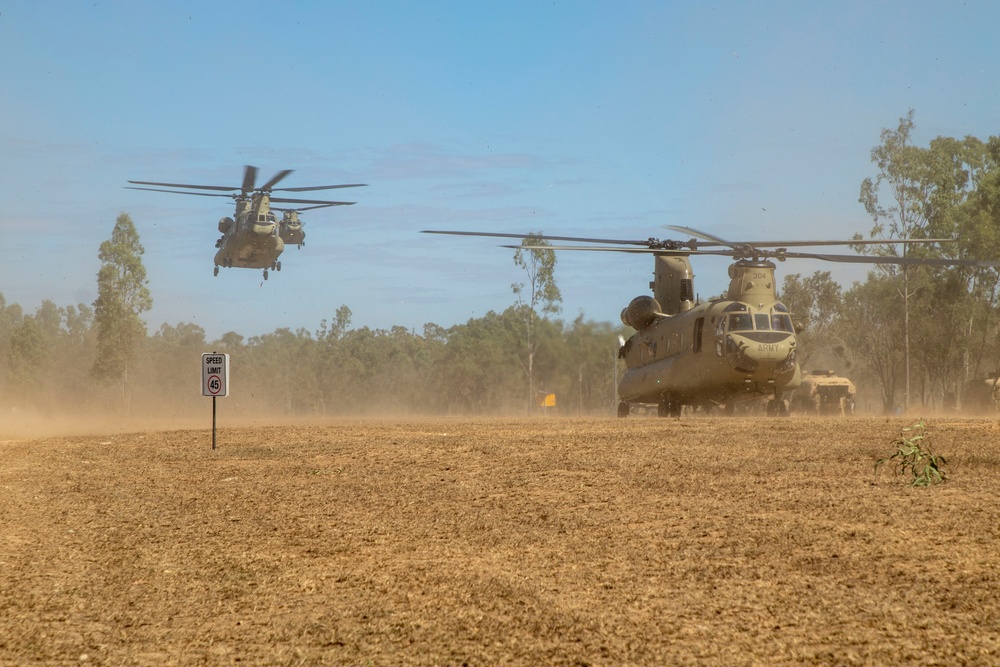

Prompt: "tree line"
[3,111,1000,418]
[0,294,626,419]
[782,111,1000,414]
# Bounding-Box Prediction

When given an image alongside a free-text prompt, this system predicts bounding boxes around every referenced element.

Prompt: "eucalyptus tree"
[857,111,999,410]
[6,316,46,407]
[511,232,562,412]
[947,135,1000,394]
[858,110,930,411]
[92,212,152,411]
[839,275,905,413]
[779,271,844,369]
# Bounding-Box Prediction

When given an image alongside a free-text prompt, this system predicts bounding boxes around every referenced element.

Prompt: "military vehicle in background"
[790,370,856,416]
[962,374,1000,413]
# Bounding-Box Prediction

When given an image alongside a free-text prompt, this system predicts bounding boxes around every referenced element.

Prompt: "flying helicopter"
[127,166,365,279]
[423,226,999,417]
[271,203,339,249]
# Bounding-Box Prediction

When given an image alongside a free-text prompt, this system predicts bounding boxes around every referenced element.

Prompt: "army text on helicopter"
[128,165,365,279]
[423,227,998,417]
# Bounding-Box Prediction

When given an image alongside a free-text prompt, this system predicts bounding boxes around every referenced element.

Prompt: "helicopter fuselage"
[279,220,305,247]
[421,226,991,418]
[617,257,801,416]
[214,208,284,269]
[618,296,800,413]
[126,166,364,280]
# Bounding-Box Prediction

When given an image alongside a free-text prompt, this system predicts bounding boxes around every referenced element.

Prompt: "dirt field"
[1,416,999,666]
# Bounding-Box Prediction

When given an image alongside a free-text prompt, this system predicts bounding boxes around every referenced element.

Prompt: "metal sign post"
[202,352,230,449]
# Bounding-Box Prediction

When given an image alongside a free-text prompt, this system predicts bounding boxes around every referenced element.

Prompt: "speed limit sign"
[202,353,230,397]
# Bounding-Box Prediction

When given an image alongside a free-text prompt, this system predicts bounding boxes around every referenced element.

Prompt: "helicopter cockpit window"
[728,313,753,331]
[754,314,770,330]
[771,313,794,332]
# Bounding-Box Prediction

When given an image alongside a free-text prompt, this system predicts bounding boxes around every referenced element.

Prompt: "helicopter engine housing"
[218,217,234,234]
[621,295,664,330]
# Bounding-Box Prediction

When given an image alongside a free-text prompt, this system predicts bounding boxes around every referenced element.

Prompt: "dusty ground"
[1,416,999,666]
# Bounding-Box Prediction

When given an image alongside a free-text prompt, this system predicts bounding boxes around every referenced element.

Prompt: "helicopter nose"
[724,333,796,375]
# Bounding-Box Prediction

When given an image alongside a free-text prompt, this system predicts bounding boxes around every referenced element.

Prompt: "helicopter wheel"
[263,269,269,280]
[767,398,789,417]
[617,401,630,418]
[213,266,219,277]
[276,261,282,271]
[658,394,682,418]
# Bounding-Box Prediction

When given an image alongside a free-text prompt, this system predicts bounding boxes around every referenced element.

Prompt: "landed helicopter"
[127,166,365,279]
[424,227,999,417]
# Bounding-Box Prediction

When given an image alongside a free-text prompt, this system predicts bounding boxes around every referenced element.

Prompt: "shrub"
[875,420,947,486]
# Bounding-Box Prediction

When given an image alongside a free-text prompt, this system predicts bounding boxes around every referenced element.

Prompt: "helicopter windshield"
[728,311,794,332]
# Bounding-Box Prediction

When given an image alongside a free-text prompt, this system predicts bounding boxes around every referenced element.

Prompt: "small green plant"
[875,420,947,486]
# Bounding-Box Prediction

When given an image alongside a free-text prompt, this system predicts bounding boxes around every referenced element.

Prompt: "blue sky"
[1,1,998,341]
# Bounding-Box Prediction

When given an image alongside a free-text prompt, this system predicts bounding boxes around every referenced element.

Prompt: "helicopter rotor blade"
[502,244,735,257]
[274,183,369,192]
[421,229,713,250]
[779,250,1000,267]
[663,225,957,249]
[270,203,342,212]
[241,165,258,194]
[127,180,237,192]
[268,196,356,206]
[511,242,1000,267]
[124,186,236,198]
[664,225,734,247]
[259,169,294,192]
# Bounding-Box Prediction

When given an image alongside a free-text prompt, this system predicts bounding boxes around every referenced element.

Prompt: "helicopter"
[127,166,365,279]
[423,226,1000,417]
[272,204,338,249]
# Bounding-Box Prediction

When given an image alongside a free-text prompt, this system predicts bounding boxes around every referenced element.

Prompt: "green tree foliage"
[511,233,562,411]
[857,111,1000,411]
[7,316,46,406]
[780,271,844,369]
[0,294,24,390]
[92,212,152,411]
[0,298,96,414]
[858,109,926,411]
[139,322,207,415]
[839,274,905,414]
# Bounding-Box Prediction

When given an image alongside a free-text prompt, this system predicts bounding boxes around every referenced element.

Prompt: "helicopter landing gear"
[263,269,269,280]
[766,396,789,417]
[658,393,682,418]
[213,266,219,277]
[617,401,630,418]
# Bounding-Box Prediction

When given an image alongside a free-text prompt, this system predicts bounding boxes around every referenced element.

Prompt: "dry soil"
[1,416,999,666]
